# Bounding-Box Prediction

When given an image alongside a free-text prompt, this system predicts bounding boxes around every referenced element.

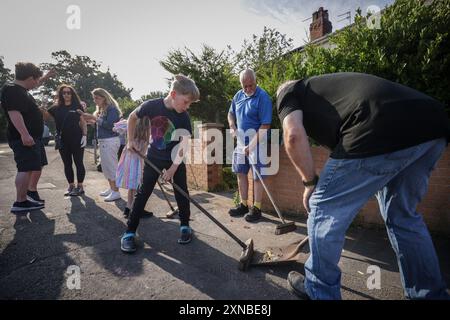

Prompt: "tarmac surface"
[0,143,449,300]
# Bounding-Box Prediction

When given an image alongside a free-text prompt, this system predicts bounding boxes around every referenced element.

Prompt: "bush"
[257,0,450,122]
[232,191,241,207]
[209,166,238,192]
[222,166,238,190]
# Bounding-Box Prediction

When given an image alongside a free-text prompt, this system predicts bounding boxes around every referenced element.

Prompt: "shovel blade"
[251,237,309,266]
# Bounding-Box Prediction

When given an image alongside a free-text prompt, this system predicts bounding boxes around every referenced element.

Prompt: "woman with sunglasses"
[42,84,87,196]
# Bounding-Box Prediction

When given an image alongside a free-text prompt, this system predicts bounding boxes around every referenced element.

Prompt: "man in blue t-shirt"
[228,69,272,222]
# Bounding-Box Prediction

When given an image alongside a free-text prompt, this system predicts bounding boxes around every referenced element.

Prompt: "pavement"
[0,143,449,300]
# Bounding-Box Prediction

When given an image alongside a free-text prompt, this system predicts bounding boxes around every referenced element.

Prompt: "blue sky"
[0,0,393,100]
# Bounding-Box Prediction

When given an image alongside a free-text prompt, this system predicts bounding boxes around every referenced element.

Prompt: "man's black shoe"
[244,206,262,222]
[11,200,45,213]
[287,271,311,300]
[228,203,249,217]
[27,190,45,203]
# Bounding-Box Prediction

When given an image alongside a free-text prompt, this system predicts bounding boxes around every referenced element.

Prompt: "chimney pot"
[309,7,333,41]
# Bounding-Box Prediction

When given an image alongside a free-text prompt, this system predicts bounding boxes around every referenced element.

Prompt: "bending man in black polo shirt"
[277,72,450,300]
[1,62,55,213]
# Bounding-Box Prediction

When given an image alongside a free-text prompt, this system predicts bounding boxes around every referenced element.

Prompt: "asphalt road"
[0,143,449,300]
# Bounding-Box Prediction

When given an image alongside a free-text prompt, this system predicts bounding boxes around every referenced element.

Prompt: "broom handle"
[134,149,247,249]
[250,162,287,224]
[157,179,176,211]
[237,134,287,224]
[284,236,310,260]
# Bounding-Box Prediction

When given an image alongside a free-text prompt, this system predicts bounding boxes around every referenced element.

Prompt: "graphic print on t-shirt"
[150,116,176,150]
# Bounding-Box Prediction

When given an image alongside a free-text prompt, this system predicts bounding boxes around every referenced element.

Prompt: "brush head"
[275,222,296,235]
[166,207,179,219]
[238,238,254,271]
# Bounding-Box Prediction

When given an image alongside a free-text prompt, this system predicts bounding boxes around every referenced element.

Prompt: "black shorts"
[8,138,48,172]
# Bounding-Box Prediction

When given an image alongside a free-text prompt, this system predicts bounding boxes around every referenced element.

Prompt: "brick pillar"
[186,123,224,191]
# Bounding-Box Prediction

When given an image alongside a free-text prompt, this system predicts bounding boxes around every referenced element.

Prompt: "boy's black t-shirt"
[1,83,44,141]
[136,98,192,161]
[277,72,450,159]
[47,104,83,141]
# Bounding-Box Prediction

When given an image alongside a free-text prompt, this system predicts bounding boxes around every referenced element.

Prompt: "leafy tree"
[235,26,294,73]
[137,91,167,104]
[0,56,14,140]
[160,45,240,124]
[231,27,294,129]
[228,28,293,130]
[0,56,13,87]
[257,0,450,130]
[35,51,133,143]
[39,50,132,106]
[159,29,294,128]
[117,97,138,119]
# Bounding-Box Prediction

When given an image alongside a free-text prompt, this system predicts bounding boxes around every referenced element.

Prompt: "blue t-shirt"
[136,98,192,161]
[229,86,272,132]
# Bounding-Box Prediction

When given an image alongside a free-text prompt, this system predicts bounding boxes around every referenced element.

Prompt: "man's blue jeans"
[304,138,449,300]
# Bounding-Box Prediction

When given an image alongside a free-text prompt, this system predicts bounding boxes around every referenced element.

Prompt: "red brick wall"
[249,146,450,235]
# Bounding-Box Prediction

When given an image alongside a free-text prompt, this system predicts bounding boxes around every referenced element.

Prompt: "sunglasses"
[62,90,72,95]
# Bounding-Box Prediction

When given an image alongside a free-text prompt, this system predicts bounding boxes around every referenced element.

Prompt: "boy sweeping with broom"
[120,74,200,253]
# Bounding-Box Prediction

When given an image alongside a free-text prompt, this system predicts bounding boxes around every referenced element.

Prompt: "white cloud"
[241,0,394,27]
